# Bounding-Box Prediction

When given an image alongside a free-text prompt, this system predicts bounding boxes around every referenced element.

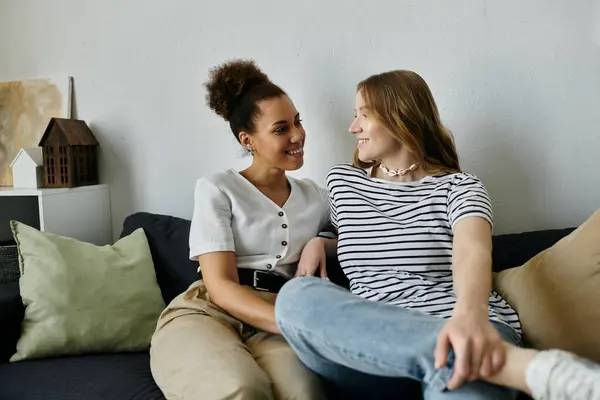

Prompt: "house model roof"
[38,118,99,146]
[10,147,43,168]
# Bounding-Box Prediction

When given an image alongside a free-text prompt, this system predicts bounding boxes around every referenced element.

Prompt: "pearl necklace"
[379,163,420,177]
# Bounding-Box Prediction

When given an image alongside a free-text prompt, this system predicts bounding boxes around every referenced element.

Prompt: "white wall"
[1,0,599,239]
[594,0,600,46]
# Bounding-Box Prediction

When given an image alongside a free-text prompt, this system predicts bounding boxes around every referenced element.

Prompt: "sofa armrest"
[0,282,24,363]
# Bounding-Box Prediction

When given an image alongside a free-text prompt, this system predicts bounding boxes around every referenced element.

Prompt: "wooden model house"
[38,118,100,188]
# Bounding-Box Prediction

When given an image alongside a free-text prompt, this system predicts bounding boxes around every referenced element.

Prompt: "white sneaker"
[526,349,600,400]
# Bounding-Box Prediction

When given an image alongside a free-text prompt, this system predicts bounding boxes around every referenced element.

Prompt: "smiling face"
[349,90,401,163]
[240,95,305,171]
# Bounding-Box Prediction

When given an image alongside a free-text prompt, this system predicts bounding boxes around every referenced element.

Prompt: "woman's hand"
[434,309,505,390]
[296,237,328,279]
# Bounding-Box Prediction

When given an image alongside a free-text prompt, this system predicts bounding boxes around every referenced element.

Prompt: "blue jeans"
[274,277,522,400]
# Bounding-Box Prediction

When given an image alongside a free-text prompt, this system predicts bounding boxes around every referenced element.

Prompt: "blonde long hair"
[353,70,461,175]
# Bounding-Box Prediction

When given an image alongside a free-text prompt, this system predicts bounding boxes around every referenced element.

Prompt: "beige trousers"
[150,280,326,400]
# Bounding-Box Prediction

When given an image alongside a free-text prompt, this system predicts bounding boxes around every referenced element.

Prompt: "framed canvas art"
[0,76,73,186]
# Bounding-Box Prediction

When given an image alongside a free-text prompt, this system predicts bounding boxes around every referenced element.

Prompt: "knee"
[201,362,273,400]
[151,351,273,400]
[165,374,272,400]
[221,377,273,400]
[275,276,331,330]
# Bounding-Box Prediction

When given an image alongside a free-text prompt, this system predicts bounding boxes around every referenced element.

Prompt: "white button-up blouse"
[189,169,330,278]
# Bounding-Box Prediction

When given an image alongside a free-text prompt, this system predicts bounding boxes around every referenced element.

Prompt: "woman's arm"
[435,216,504,390]
[296,237,338,277]
[452,217,493,316]
[200,252,280,334]
[189,178,279,333]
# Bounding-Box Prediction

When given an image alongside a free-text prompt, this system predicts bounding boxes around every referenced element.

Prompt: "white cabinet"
[0,185,112,245]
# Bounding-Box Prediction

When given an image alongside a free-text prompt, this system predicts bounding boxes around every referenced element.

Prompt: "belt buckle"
[253,270,270,292]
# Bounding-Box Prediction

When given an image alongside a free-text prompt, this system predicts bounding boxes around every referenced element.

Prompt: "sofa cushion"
[0,352,164,400]
[10,222,165,362]
[491,227,575,271]
[494,208,600,363]
[119,212,576,302]
[120,212,200,304]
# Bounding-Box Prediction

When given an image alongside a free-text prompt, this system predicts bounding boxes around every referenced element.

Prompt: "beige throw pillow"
[494,208,600,363]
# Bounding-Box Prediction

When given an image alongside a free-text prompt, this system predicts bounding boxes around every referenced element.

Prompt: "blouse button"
[266,264,273,269]
[282,224,288,229]
[276,255,282,259]
[282,241,287,246]
[278,212,284,217]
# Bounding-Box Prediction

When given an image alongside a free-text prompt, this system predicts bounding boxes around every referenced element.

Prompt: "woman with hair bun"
[149,60,328,400]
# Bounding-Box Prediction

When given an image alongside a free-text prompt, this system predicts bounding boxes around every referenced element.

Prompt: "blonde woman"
[275,70,600,400]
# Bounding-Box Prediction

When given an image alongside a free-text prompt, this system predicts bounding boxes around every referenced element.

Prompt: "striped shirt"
[326,163,522,335]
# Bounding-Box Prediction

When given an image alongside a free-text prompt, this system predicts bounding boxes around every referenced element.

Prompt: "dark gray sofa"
[0,212,575,399]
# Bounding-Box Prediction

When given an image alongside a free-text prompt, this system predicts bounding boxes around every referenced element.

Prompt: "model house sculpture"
[38,118,100,188]
[10,147,44,189]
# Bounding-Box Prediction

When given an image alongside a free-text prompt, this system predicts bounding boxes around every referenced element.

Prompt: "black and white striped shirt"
[327,164,522,335]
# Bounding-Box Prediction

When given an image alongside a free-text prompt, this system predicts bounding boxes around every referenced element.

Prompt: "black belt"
[238,269,288,293]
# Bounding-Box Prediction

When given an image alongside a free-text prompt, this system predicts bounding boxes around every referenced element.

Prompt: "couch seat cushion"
[0,352,164,400]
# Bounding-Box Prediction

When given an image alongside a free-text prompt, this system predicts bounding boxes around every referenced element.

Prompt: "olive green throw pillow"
[10,221,166,362]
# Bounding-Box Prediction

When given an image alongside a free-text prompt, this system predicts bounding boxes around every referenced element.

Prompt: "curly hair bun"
[204,59,271,121]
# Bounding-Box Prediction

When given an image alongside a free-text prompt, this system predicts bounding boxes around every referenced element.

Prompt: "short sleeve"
[447,174,493,231]
[188,178,235,260]
[325,172,339,231]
